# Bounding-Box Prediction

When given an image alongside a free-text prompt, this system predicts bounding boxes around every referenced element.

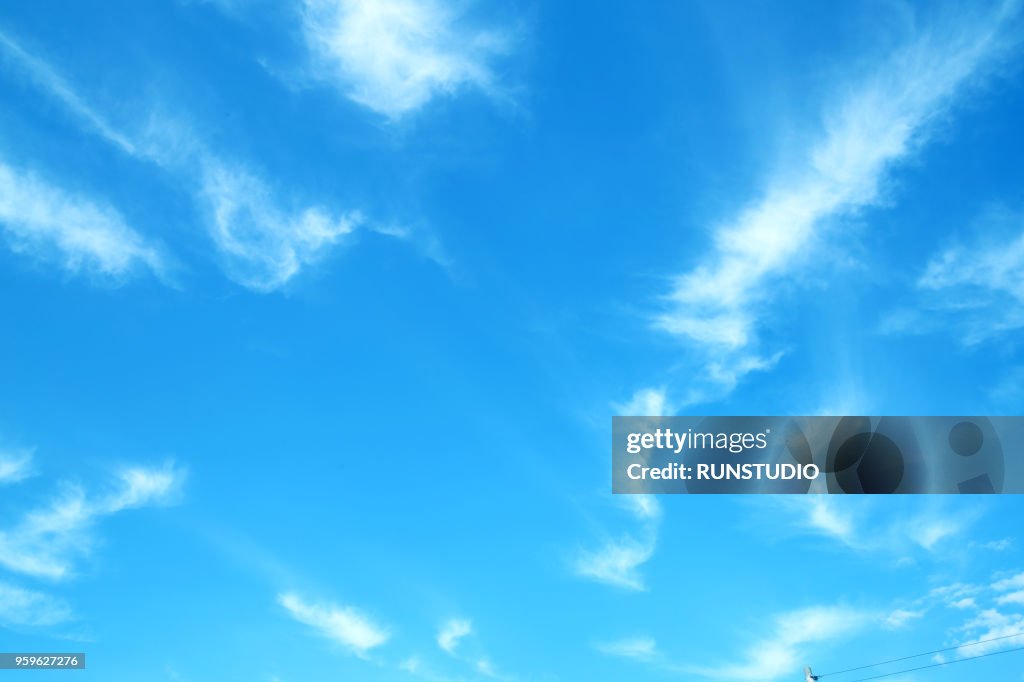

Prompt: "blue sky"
[2,0,1024,680]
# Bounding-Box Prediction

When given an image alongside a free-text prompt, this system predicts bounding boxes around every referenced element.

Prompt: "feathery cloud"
[955,607,1024,656]
[0,581,73,628]
[436,618,472,655]
[0,463,185,581]
[888,209,1024,344]
[300,0,509,118]
[0,160,166,280]
[614,387,675,417]
[198,160,363,290]
[994,572,1024,592]
[883,608,925,630]
[690,606,870,681]
[572,397,665,591]
[0,32,427,292]
[656,2,1021,402]
[595,636,658,662]
[573,534,655,592]
[0,449,33,485]
[278,592,389,657]
[777,497,975,557]
[0,30,136,154]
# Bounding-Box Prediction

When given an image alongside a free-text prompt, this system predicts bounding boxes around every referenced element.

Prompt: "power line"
[844,644,1024,682]
[818,631,1024,678]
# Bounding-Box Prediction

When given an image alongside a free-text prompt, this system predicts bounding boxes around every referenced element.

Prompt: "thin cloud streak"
[0,30,137,154]
[573,534,655,592]
[595,636,658,662]
[886,208,1024,344]
[655,1,1022,403]
[0,581,73,628]
[278,592,389,657]
[0,159,167,280]
[686,606,870,681]
[0,463,185,581]
[0,449,34,485]
[573,395,664,592]
[437,618,472,655]
[0,32,431,291]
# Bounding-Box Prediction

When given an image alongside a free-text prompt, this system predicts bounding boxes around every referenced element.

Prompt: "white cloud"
[978,538,1015,552]
[0,33,167,283]
[779,497,973,557]
[0,463,184,581]
[614,387,675,416]
[0,160,166,280]
[106,464,184,512]
[1,32,433,292]
[995,573,1024,592]
[909,518,963,551]
[595,636,658,661]
[902,211,1024,344]
[0,30,136,154]
[691,606,869,681]
[300,0,509,119]
[884,608,925,630]
[930,582,983,607]
[278,592,389,657]
[804,497,857,546]
[0,581,72,627]
[399,657,422,674]
[956,607,1024,657]
[920,232,1024,301]
[474,658,498,678]
[573,534,655,592]
[0,449,33,485]
[198,160,363,291]
[997,591,1024,606]
[620,495,661,522]
[436,618,472,655]
[655,2,1021,401]
[573,396,665,591]
[579,393,669,592]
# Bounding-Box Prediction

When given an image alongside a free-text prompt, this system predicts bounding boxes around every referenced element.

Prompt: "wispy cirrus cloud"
[913,572,1024,663]
[775,496,979,559]
[278,592,389,657]
[883,608,925,630]
[0,31,167,282]
[1,31,435,292]
[598,606,872,679]
[300,0,510,119]
[954,607,1024,656]
[607,606,871,681]
[572,393,665,592]
[883,208,1024,344]
[573,534,655,592]
[0,159,167,280]
[600,570,1024,680]
[0,449,33,485]
[0,30,136,154]
[689,606,870,681]
[197,160,363,291]
[436,617,472,655]
[594,636,659,662]
[655,1,1022,403]
[614,386,676,417]
[0,462,185,581]
[0,581,73,628]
